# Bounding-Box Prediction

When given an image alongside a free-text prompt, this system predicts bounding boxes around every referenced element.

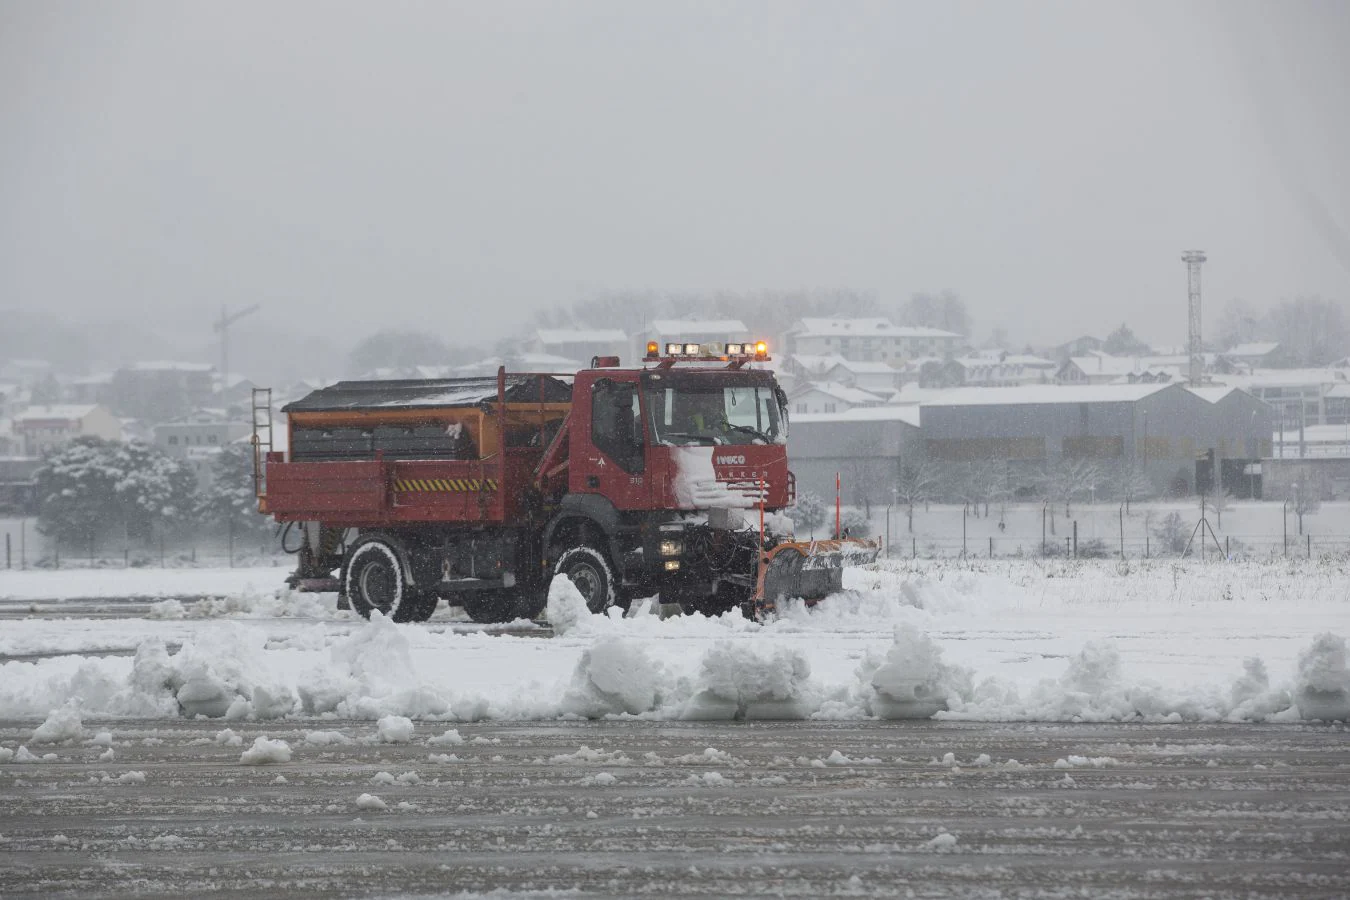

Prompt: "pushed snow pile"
[1227,657,1292,721]
[377,715,415,743]
[239,736,292,765]
[563,639,668,717]
[867,624,972,719]
[545,576,594,636]
[30,705,83,744]
[1294,633,1350,721]
[428,728,464,746]
[683,643,815,720]
[131,629,297,720]
[355,793,387,811]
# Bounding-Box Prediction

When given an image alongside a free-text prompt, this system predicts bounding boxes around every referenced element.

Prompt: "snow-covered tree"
[1110,464,1154,513]
[35,437,196,548]
[786,491,827,539]
[893,460,942,532]
[196,443,273,540]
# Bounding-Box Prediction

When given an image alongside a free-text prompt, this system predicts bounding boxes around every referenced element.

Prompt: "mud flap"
[753,538,879,615]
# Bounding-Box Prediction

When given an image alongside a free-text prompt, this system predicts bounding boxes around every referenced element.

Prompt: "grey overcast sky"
[2,0,1348,353]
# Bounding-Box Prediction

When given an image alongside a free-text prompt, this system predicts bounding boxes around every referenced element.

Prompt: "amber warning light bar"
[644,339,770,362]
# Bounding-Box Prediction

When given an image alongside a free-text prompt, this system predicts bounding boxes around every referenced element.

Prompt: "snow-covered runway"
[1,559,1346,726]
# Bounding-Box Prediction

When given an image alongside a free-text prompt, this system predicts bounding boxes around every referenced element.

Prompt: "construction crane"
[213,304,260,402]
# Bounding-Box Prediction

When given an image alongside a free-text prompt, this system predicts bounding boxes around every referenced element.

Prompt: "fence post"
[1065,536,1071,556]
[912,537,916,559]
[54,539,59,569]
[124,547,129,568]
[1145,536,1149,558]
[1072,520,1078,558]
[1225,535,1229,559]
[989,536,993,559]
[1308,533,1312,558]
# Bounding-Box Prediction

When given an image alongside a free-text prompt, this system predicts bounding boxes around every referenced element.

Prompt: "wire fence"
[0,524,285,571]
[875,532,1350,561]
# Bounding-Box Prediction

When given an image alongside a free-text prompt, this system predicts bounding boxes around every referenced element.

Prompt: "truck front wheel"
[344,537,436,623]
[553,546,616,614]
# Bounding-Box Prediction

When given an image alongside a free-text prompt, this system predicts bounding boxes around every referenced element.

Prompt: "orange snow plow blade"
[753,538,879,612]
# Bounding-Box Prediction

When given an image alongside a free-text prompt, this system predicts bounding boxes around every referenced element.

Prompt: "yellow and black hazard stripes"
[394,478,499,493]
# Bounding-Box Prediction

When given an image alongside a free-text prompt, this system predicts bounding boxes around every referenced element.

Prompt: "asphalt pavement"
[2,718,1347,899]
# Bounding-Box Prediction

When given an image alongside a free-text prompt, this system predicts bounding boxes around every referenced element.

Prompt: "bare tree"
[1047,458,1103,518]
[1111,463,1154,514]
[1291,469,1325,535]
[893,459,942,532]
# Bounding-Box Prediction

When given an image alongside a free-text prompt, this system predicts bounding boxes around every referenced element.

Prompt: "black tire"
[344,537,435,623]
[459,590,538,624]
[553,545,616,614]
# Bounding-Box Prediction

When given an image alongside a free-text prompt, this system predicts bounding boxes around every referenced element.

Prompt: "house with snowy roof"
[786,381,886,416]
[13,404,122,456]
[529,328,628,365]
[784,317,962,363]
[821,359,903,394]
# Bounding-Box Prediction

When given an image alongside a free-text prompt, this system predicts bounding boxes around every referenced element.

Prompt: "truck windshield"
[644,380,785,446]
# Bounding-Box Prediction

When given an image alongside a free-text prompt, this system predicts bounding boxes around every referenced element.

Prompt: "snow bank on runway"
[1,560,1347,728]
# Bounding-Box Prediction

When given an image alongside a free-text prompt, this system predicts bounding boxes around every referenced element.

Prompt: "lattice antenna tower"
[1182,250,1207,386]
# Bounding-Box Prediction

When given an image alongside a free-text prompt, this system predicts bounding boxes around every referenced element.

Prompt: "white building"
[13,404,123,456]
[787,382,886,416]
[821,359,903,395]
[953,351,1057,387]
[785,318,962,363]
[529,328,628,364]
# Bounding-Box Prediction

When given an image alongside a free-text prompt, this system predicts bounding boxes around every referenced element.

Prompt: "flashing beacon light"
[754,340,768,358]
[645,341,659,359]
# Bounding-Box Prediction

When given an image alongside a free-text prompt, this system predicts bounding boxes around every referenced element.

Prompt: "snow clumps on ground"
[239,736,292,765]
[30,705,84,744]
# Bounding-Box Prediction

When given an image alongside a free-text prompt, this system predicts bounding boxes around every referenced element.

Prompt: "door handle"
[587,476,600,488]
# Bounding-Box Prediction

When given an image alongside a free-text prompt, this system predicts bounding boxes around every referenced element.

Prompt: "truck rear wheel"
[344,537,436,623]
[553,546,616,614]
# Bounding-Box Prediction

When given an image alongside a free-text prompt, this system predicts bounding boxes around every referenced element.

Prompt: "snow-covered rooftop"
[1224,342,1280,357]
[792,317,960,339]
[926,384,1173,407]
[648,319,750,336]
[828,359,897,375]
[13,404,100,423]
[533,328,627,345]
[792,381,887,405]
[792,405,921,427]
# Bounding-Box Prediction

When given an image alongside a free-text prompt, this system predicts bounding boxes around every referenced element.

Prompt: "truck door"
[575,376,649,509]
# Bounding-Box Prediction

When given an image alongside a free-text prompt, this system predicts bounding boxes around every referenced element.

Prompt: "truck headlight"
[659,539,683,557]
[663,560,681,572]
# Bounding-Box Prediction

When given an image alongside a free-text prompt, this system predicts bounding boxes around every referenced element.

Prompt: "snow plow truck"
[252,340,877,623]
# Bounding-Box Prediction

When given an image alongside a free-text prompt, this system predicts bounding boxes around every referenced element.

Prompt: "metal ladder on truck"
[251,388,273,503]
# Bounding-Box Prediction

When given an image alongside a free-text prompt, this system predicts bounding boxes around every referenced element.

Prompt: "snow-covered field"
[1,558,1347,732]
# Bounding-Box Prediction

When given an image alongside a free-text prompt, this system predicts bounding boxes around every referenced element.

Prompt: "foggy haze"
[3,0,1348,375]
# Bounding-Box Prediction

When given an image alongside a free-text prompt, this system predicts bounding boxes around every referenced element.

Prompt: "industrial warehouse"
[787,382,1275,506]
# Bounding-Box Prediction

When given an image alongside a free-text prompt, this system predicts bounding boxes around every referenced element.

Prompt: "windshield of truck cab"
[642,377,786,446]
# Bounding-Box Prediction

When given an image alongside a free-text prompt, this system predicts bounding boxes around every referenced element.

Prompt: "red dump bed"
[260,372,570,527]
